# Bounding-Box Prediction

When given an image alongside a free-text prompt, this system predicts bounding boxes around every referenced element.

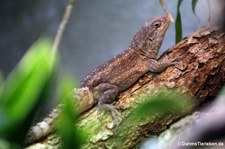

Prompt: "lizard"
[25,0,177,144]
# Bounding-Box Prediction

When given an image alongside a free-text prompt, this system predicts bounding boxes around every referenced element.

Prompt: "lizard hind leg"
[93,83,122,126]
[74,87,95,114]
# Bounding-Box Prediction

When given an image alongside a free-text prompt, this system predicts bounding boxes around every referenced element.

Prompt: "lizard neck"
[129,46,158,60]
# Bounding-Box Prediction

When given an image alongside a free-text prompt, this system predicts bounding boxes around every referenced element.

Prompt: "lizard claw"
[165,55,183,65]
[98,104,123,127]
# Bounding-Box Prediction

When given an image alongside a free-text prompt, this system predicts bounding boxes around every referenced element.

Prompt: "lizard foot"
[98,104,123,127]
[165,55,183,65]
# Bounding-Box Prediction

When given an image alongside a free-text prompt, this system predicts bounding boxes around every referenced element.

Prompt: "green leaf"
[133,92,192,120]
[192,0,198,15]
[56,77,86,149]
[175,0,184,43]
[0,37,59,144]
[0,139,21,149]
[121,88,194,128]
[0,72,4,100]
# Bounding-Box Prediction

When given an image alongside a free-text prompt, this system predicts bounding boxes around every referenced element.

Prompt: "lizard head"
[131,16,171,58]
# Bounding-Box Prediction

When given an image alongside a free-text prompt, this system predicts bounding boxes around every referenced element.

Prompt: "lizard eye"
[153,21,161,28]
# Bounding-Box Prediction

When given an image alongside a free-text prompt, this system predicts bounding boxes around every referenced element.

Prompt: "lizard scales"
[78,16,173,111]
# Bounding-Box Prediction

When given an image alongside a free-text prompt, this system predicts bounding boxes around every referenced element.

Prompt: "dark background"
[0,0,209,81]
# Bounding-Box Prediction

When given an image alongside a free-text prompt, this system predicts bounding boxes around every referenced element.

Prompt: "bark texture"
[26,23,225,149]
[148,88,225,149]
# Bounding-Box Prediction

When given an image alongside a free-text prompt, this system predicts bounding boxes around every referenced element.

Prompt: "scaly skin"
[25,15,176,144]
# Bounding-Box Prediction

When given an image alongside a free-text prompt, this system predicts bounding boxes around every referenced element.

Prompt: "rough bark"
[26,23,225,149]
[149,87,225,149]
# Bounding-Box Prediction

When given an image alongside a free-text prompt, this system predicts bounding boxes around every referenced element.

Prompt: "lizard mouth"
[168,13,174,22]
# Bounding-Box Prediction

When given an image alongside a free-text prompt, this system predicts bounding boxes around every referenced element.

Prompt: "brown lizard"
[25,1,176,144]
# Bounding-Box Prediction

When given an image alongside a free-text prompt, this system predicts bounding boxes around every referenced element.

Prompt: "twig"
[207,0,211,22]
[52,0,74,57]
[159,0,174,22]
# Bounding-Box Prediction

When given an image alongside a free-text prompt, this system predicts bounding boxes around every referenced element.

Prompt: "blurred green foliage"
[175,0,184,43]
[118,88,194,132]
[175,0,200,43]
[0,38,57,144]
[192,0,198,16]
[0,37,84,148]
[131,90,193,120]
[56,77,86,149]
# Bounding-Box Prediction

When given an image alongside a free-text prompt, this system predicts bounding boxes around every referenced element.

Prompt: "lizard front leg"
[148,56,178,73]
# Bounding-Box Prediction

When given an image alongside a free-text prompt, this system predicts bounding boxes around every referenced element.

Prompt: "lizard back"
[79,48,149,91]
[79,16,171,92]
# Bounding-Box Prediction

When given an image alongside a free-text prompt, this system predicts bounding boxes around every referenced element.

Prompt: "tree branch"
[26,23,225,149]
